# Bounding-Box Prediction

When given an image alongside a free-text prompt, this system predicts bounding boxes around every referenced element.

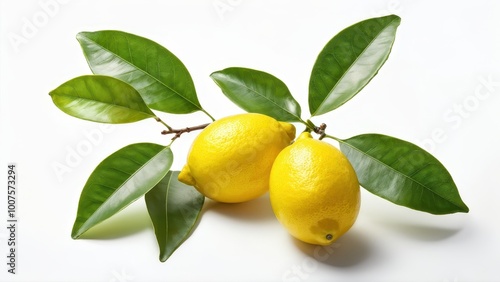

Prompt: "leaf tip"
[159,253,170,263]
[377,14,401,22]
[460,204,470,213]
[454,194,469,213]
[71,230,81,239]
[393,15,402,25]
[76,31,90,40]
[209,70,222,81]
[383,14,402,26]
[71,218,89,239]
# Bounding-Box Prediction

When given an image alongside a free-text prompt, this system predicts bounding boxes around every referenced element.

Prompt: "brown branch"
[314,123,327,140]
[161,123,210,141]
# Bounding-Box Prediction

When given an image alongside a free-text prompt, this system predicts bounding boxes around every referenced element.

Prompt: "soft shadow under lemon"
[292,229,371,267]
[205,193,276,222]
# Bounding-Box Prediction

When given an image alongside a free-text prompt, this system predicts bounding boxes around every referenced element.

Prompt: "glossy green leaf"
[145,171,205,262]
[309,15,401,116]
[50,75,155,123]
[210,67,302,122]
[72,143,173,239]
[338,134,469,214]
[77,30,202,114]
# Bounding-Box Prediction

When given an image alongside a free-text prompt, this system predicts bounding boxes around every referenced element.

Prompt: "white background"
[1,0,500,281]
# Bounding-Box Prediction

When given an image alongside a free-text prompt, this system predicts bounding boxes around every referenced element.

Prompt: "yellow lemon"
[270,132,360,245]
[178,113,295,203]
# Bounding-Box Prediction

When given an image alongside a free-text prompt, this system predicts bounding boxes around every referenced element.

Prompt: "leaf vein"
[83,35,201,111]
[312,17,399,115]
[77,146,169,235]
[341,140,462,209]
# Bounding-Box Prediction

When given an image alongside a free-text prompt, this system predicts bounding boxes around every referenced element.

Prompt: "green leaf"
[72,143,173,239]
[338,134,469,214]
[77,30,202,114]
[145,171,205,262]
[50,75,155,123]
[309,15,401,116]
[210,67,302,122]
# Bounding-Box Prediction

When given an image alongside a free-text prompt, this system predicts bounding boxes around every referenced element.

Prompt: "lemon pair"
[178,113,360,245]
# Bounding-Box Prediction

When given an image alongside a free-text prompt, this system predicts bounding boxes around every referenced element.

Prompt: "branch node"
[314,123,327,136]
[161,123,210,141]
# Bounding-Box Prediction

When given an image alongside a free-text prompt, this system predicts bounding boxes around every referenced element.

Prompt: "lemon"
[270,132,360,245]
[178,113,295,203]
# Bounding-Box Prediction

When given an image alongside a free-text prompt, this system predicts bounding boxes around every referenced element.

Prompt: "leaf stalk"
[202,109,216,122]
[155,117,173,131]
